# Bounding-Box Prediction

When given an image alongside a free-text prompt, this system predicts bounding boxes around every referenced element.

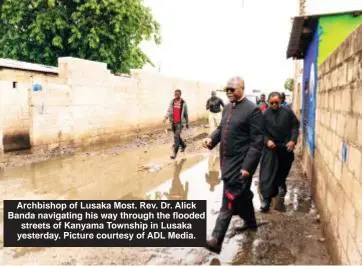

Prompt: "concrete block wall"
[313,25,362,265]
[0,81,3,154]
[0,69,60,151]
[26,57,220,151]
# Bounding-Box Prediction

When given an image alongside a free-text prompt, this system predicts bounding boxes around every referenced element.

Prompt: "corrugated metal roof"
[0,58,58,74]
[286,10,362,59]
[286,17,306,59]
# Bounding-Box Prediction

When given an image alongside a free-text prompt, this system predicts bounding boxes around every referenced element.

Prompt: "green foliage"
[0,0,161,73]
[284,78,294,92]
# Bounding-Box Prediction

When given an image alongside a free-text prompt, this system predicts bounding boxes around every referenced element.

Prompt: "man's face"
[269,95,281,110]
[211,92,216,98]
[225,79,244,102]
[174,91,181,99]
[260,95,265,101]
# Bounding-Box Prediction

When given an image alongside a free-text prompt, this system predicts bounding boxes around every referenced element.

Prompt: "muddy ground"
[0,124,331,265]
[0,122,209,170]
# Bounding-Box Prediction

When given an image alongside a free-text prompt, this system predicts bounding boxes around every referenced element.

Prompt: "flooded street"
[0,127,331,265]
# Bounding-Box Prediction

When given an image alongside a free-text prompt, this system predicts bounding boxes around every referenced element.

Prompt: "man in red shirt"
[164,89,189,159]
[257,94,268,112]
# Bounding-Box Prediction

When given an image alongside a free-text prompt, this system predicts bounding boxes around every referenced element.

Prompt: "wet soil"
[0,122,208,170]
[0,125,331,265]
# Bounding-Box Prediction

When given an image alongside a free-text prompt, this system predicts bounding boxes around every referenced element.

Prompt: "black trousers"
[172,123,185,152]
[211,178,256,246]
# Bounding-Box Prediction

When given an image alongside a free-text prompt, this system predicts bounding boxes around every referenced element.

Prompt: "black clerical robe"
[259,106,300,199]
[209,98,264,182]
[208,98,264,245]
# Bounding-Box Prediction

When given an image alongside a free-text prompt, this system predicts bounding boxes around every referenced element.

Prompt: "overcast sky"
[140,0,362,94]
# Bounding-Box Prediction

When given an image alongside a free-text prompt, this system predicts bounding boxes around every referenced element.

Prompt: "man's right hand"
[267,140,276,149]
[202,138,213,149]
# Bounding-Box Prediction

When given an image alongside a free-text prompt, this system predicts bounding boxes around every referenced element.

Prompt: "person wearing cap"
[202,76,264,254]
[206,91,224,133]
[163,89,189,159]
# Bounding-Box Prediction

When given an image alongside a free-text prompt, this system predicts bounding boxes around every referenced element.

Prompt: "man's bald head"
[225,76,245,102]
[226,76,245,90]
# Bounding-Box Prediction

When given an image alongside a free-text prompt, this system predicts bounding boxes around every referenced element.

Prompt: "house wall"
[308,24,362,265]
[0,57,221,153]
[0,69,61,151]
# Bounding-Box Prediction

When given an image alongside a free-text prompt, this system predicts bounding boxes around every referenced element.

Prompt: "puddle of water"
[0,143,205,202]
[278,185,312,214]
[145,152,262,264]
[0,143,206,259]
[0,141,323,265]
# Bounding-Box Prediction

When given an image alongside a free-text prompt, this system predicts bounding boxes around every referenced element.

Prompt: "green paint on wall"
[318,14,362,65]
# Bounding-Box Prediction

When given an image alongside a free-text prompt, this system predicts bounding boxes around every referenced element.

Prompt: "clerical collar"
[233,96,246,104]
[238,96,246,102]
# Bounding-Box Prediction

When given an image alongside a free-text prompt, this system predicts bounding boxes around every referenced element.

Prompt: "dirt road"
[0,125,331,265]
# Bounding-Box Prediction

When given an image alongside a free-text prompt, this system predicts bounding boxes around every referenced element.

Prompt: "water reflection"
[164,158,189,200]
[0,144,204,202]
[205,154,221,192]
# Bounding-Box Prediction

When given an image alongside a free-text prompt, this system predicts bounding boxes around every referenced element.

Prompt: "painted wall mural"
[302,24,319,157]
[301,13,362,157]
[318,14,362,66]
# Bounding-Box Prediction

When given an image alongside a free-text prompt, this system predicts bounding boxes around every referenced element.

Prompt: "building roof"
[0,58,58,74]
[286,10,362,59]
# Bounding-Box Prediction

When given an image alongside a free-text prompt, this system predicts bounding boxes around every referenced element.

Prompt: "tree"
[0,0,161,73]
[284,78,294,92]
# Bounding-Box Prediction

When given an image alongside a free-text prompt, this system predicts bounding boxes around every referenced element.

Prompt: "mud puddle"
[0,139,331,265]
[0,123,207,170]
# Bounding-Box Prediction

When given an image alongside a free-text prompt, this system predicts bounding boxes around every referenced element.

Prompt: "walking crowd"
[163,76,300,254]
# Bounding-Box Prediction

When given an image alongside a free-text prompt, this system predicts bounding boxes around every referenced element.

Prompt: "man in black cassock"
[202,76,264,254]
[259,92,300,213]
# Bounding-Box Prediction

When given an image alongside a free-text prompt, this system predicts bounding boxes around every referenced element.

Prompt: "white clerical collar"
[237,96,246,102]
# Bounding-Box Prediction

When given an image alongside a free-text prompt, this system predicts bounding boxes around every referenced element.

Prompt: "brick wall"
[313,25,362,264]
[0,57,221,152]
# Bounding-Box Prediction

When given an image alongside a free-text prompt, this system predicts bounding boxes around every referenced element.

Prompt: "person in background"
[202,76,264,254]
[206,91,224,133]
[259,92,300,213]
[163,89,189,159]
[257,93,268,112]
[281,92,290,108]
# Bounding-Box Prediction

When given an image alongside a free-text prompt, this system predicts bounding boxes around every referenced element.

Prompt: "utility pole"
[299,0,306,15]
[293,0,306,117]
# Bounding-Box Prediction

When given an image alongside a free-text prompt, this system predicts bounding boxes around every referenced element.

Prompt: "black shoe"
[170,146,178,159]
[260,199,271,213]
[170,151,177,159]
[234,224,258,232]
[180,144,187,152]
[205,238,222,254]
[279,187,287,198]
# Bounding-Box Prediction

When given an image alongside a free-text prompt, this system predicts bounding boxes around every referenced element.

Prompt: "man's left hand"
[241,169,250,177]
[286,141,296,152]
